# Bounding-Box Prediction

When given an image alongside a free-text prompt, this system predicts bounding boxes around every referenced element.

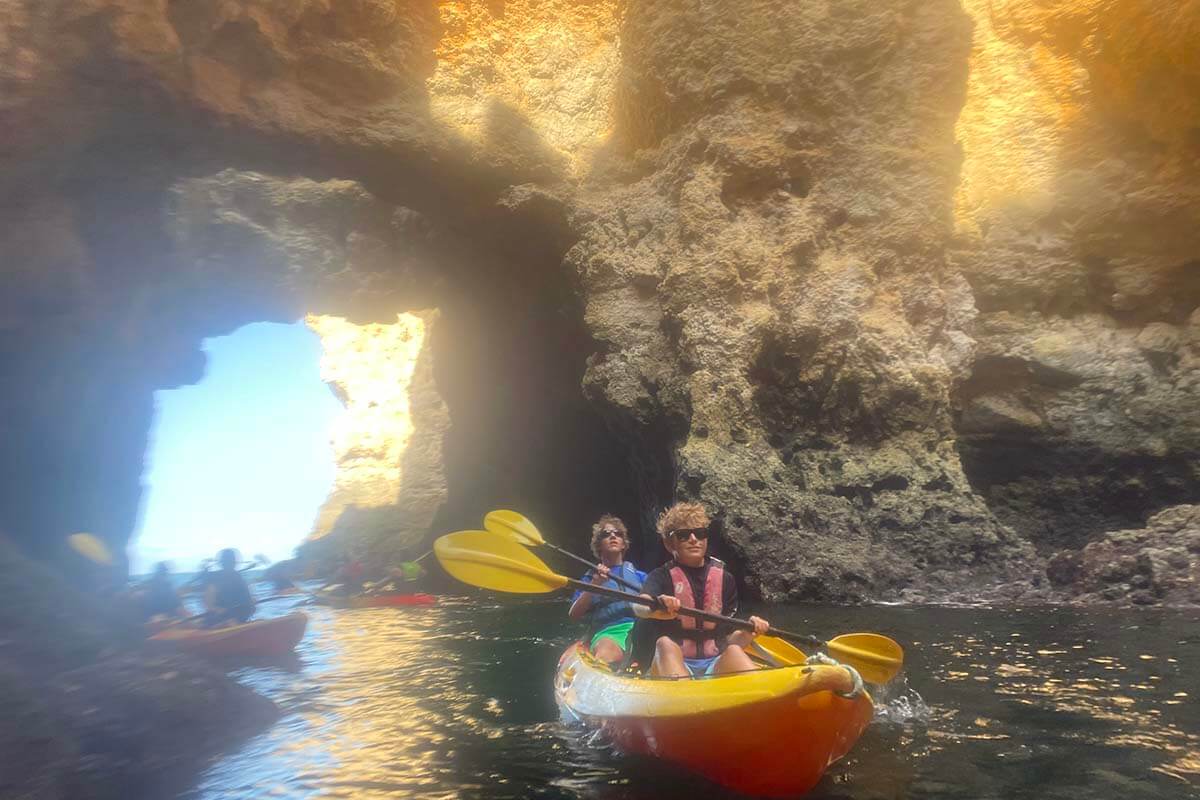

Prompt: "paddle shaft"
[184,563,256,589]
[561,577,826,650]
[545,543,644,593]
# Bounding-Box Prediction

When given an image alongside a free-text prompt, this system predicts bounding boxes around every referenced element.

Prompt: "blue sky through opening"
[131,321,342,574]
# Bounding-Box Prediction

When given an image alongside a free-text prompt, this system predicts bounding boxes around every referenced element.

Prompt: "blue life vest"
[574,562,646,630]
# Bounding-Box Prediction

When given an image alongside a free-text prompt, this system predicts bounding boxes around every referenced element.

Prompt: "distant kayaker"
[568,515,646,664]
[635,502,768,677]
[204,548,255,626]
[142,561,185,619]
[380,560,427,591]
[335,553,367,595]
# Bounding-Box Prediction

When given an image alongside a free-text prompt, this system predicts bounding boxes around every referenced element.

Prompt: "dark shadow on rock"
[951,4,1200,554]
[0,539,278,799]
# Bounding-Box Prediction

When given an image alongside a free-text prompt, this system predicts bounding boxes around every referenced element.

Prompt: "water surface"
[182,594,1199,799]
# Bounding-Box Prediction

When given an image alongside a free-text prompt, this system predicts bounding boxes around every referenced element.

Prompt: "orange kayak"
[148,613,308,658]
[554,642,873,797]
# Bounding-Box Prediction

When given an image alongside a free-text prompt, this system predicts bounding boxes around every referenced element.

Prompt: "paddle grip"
[548,543,644,593]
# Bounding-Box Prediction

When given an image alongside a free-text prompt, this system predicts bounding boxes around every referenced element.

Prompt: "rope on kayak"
[806,652,865,698]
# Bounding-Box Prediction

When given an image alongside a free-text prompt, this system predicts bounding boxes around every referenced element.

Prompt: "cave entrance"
[132,321,340,575]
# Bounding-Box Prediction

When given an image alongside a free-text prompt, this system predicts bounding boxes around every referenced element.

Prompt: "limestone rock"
[305,310,449,562]
[1047,505,1200,606]
[50,652,277,799]
[0,0,1198,609]
[571,0,1037,600]
[168,169,440,325]
[951,0,1200,550]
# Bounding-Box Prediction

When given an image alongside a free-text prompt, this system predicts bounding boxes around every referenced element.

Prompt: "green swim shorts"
[590,620,635,652]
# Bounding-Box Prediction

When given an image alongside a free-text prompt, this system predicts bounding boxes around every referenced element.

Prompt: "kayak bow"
[555,642,873,797]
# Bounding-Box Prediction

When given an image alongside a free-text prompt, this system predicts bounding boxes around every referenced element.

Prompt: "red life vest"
[668,560,725,658]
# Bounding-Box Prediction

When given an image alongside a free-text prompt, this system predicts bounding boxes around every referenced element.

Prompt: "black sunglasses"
[600,529,624,539]
[668,527,709,542]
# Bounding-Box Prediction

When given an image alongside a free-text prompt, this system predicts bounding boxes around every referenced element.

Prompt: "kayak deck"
[555,642,873,797]
[148,612,308,658]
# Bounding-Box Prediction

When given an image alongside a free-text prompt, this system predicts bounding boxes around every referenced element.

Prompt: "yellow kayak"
[554,642,873,797]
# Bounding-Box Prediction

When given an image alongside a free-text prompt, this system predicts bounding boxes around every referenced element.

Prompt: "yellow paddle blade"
[67,532,113,565]
[827,633,905,684]
[752,635,807,666]
[483,509,544,547]
[435,530,568,594]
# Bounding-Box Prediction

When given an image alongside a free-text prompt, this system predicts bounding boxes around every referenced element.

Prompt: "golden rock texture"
[428,0,621,176]
[306,311,449,560]
[952,0,1200,551]
[0,0,1197,606]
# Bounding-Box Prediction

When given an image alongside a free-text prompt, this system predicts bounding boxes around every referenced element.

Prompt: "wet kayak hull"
[148,612,308,658]
[554,643,873,797]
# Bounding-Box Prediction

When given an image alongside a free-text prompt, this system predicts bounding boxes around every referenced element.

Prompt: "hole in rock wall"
[132,321,340,574]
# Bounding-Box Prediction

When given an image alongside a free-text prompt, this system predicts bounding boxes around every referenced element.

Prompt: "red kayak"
[147,613,308,658]
[314,592,437,609]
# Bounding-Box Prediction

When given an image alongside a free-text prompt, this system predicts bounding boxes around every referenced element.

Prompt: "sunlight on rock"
[305,311,445,551]
[954,0,1086,234]
[426,0,622,177]
[955,0,1200,235]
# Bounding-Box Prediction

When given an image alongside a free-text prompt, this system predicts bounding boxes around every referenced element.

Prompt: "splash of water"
[871,674,932,726]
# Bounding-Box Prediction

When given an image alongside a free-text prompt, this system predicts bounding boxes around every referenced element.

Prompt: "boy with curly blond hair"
[635,502,769,677]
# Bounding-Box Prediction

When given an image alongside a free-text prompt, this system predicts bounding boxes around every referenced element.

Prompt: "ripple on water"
[182,597,1200,799]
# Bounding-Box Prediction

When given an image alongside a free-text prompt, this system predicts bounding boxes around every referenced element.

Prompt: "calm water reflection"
[182,594,1199,799]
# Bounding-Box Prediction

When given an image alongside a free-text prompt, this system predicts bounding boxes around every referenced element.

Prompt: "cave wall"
[0,0,1197,601]
[568,0,1042,600]
[951,0,1200,551]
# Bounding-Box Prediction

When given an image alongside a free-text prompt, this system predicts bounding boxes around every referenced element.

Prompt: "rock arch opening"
[133,320,339,573]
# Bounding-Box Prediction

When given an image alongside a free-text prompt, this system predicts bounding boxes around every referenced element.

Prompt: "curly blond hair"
[589,514,629,558]
[656,502,710,539]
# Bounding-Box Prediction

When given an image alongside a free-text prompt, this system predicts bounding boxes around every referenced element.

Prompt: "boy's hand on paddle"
[590,564,611,584]
[634,592,678,618]
[657,594,681,617]
[748,615,769,636]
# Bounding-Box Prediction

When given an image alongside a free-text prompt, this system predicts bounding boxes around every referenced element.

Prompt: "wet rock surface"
[1047,505,1200,607]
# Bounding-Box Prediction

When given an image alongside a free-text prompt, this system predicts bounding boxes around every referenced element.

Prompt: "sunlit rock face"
[567,0,1040,601]
[305,311,448,561]
[951,0,1200,551]
[0,0,1197,605]
[428,0,622,177]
